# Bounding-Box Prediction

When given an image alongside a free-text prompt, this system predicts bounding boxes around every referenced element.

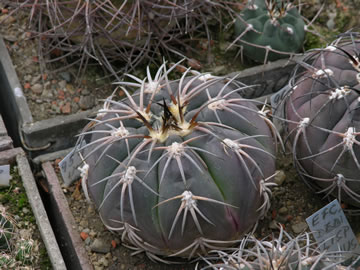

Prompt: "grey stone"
[31,74,41,85]
[274,170,286,186]
[58,80,67,89]
[84,237,91,245]
[24,74,32,81]
[59,71,72,82]
[79,95,95,110]
[291,222,308,234]
[278,206,288,215]
[99,257,109,267]
[269,220,280,230]
[81,88,90,95]
[31,83,43,94]
[44,81,51,90]
[90,238,111,254]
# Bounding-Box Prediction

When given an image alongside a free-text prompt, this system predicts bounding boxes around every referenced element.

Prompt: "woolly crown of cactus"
[281,31,360,208]
[234,0,305,63]
[75,61,279,260]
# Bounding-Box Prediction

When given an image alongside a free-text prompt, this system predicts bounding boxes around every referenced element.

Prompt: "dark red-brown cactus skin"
[282,32,360,208]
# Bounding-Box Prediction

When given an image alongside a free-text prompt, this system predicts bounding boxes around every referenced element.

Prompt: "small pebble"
[59,71,71,82]
[278,206,288,215]
[85,237,91,245]
[24,74,32,81]
[90,238,111,254]
[31,74,41,85]
[79,95,95,110]
[99,257,109,267]
[31,83,43,94]
[79,220,88,228]
[269,220,280,230]
[291,222,308,234]
[61,102,71,114]
[58,80,67,89]
[0,14,15,25]
[274,170,286,186]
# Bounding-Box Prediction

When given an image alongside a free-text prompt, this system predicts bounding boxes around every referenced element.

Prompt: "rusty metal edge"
[42,161,94,270]
[16,152,67,270]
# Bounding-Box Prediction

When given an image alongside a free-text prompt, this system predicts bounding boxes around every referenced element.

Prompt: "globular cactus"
[75,62,279,260]
[0,252,15,268]
[233,0,306,63]
[0,205,15,251]
[199,226,360,269]
[15,238,34,264]
[280,32,360,208]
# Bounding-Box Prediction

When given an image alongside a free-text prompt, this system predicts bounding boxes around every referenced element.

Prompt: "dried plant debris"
[4,0,242,78]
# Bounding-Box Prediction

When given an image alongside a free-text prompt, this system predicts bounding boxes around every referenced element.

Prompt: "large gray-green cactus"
[75,62,278,259]
[280,32,360,208]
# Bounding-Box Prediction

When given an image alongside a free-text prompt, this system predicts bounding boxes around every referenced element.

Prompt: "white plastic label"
[0,164,11,187]
[59,140,86,187]
[306,199,359,253]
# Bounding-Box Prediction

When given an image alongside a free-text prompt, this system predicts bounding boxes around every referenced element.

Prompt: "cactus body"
[282,32,360,207]
[234,0,305,62]
[200,227,360,269]
[76,65,277,259]
[0,209,15,251]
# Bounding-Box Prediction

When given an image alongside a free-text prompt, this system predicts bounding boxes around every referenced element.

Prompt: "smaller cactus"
[15,238,34,264]
[232,0,309,63]
[0,252,15,268]
[0,205,16,251]
[199,226,360,269]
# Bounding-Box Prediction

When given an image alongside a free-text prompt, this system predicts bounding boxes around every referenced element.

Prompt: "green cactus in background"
[0,252,15,268]
[15,238,34,264]
[75,62,279,260]
[234,0,305,63]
